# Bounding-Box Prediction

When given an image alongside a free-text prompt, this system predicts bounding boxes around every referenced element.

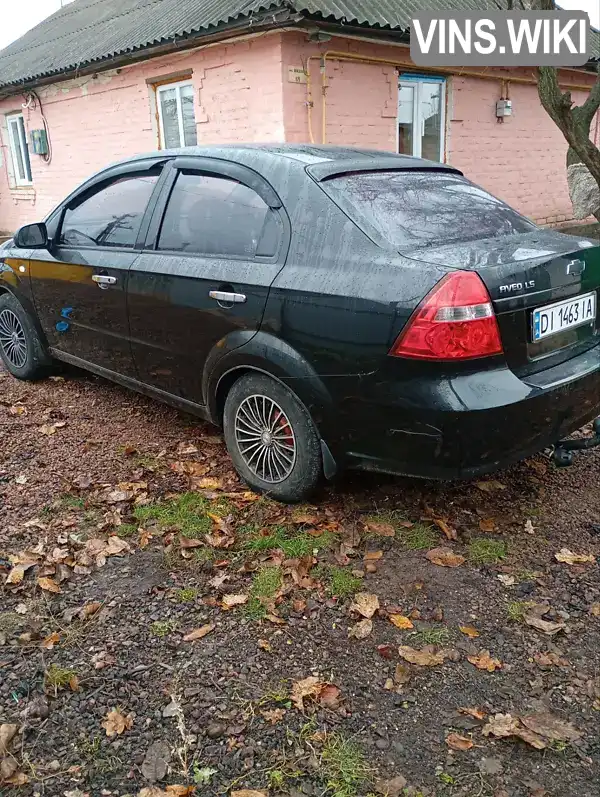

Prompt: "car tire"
[0,292,53,380]
[223,372,322,503]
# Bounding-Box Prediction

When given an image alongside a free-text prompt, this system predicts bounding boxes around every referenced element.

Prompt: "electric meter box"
[496,99,513,118]
[30,128,49,155]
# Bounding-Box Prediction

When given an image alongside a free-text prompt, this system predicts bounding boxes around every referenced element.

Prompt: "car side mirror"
[14,222,49,249]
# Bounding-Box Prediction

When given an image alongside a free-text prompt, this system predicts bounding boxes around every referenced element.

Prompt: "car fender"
[203,331,339,475]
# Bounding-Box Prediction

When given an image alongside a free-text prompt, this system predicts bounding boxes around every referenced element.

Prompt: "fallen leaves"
[37,576,61,593]
[483,710,580,749]
[497,574,516,586]
[5,564,28,585]
[433,517,457,541]
[374,776,408,797]
[425,547,465,568]
[446,733,474,751]
[533,651,569,668]
[483,713,546,749]
[523,604,566,636]
[39,421,67,436]
[389,614,414,630]
[221,594,249,610]
[459,706,487,720]
[459,625,480,638]
[101,708,133,737]
[182,623,215,642]
[348,618,373,639]
[363,519,395,537]
[398,646,456,667]
[205,514,236,549]
[554,548,596,565]
[349,592,379,619]
[230,791,269,797]
[261,707,286,724]
[467,649,502,671]
[0,724,25,785]
[291,676,341,711]
[476,480,506,492]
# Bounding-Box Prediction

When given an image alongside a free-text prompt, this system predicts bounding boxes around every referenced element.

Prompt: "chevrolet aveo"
[1,145,600,502]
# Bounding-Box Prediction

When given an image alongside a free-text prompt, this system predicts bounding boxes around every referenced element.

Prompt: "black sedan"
[2,145,600,501]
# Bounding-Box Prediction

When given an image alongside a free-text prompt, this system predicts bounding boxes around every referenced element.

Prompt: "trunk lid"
[402,230,600,376]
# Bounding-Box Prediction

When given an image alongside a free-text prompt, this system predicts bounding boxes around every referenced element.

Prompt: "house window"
[156,80,197,149]
[6,113,33,185]
[398,76,445,162]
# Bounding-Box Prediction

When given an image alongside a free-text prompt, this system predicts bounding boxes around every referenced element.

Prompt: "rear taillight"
[390,271,503,361]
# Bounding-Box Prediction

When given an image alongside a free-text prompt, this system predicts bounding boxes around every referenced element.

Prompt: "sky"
[0,0,598,51]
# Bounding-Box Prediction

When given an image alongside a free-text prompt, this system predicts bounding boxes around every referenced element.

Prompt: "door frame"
[397,74,446,162]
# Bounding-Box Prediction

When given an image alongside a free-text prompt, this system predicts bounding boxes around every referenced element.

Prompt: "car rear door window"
[157,172,277,257]
[60,174,159,248]
[324,171,536,250]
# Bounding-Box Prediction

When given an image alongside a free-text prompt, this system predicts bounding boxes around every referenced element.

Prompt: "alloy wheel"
[0,309,27,368]
[234,394,297,483]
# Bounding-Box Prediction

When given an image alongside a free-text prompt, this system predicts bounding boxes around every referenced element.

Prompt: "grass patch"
[175,587,199,603]
[79,735,122,775]
[241,523,333,558]
[150,619,177,637]
[321,733,370,797]
[59,493,86,510]
[135,492,211,539]
[45,664,77,692]
[468,538,507,565]
[400,522,438,551]
[506,600,536,622]
[116,523,138,538]
[246,566,283,620]
[412,625,453,646]
[320,566,363,599]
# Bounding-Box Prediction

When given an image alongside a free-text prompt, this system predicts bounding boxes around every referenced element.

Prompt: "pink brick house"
[0,0,598,234]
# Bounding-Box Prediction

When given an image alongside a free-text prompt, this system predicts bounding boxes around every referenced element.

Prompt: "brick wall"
[0,34,285,232]
[448,75,597,226]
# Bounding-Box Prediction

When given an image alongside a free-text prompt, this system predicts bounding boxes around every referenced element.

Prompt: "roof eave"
[0,6,303,97]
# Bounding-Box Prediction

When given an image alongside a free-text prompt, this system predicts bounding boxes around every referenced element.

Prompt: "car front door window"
[60,175,159,248]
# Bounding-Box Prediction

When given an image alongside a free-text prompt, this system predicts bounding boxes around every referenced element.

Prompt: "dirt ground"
[1,364,600,797]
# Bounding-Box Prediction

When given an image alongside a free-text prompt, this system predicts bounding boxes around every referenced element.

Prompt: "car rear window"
[323,171,536,250]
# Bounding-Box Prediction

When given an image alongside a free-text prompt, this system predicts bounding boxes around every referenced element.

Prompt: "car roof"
[112,143,460,177]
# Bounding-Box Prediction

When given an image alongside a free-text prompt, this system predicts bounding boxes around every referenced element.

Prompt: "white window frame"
[6,113,33,186]
[397,75,446,162]
[156,79,195,149]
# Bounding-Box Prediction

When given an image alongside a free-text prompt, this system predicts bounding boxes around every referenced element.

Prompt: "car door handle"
[92,274,117,287]
[209,290,247,304]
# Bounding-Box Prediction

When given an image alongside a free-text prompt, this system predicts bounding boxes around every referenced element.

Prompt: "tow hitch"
[553,418,600,467]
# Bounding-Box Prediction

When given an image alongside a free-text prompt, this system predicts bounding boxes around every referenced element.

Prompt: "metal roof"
[0,0,597,90]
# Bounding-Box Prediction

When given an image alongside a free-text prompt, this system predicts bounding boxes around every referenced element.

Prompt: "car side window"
[60,174,159,248]
[157,172,278,258]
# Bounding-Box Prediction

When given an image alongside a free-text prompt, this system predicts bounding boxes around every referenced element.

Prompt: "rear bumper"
[332,344,600,479]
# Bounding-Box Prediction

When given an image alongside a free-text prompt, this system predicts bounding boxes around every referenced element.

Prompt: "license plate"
[533,291,596,342]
